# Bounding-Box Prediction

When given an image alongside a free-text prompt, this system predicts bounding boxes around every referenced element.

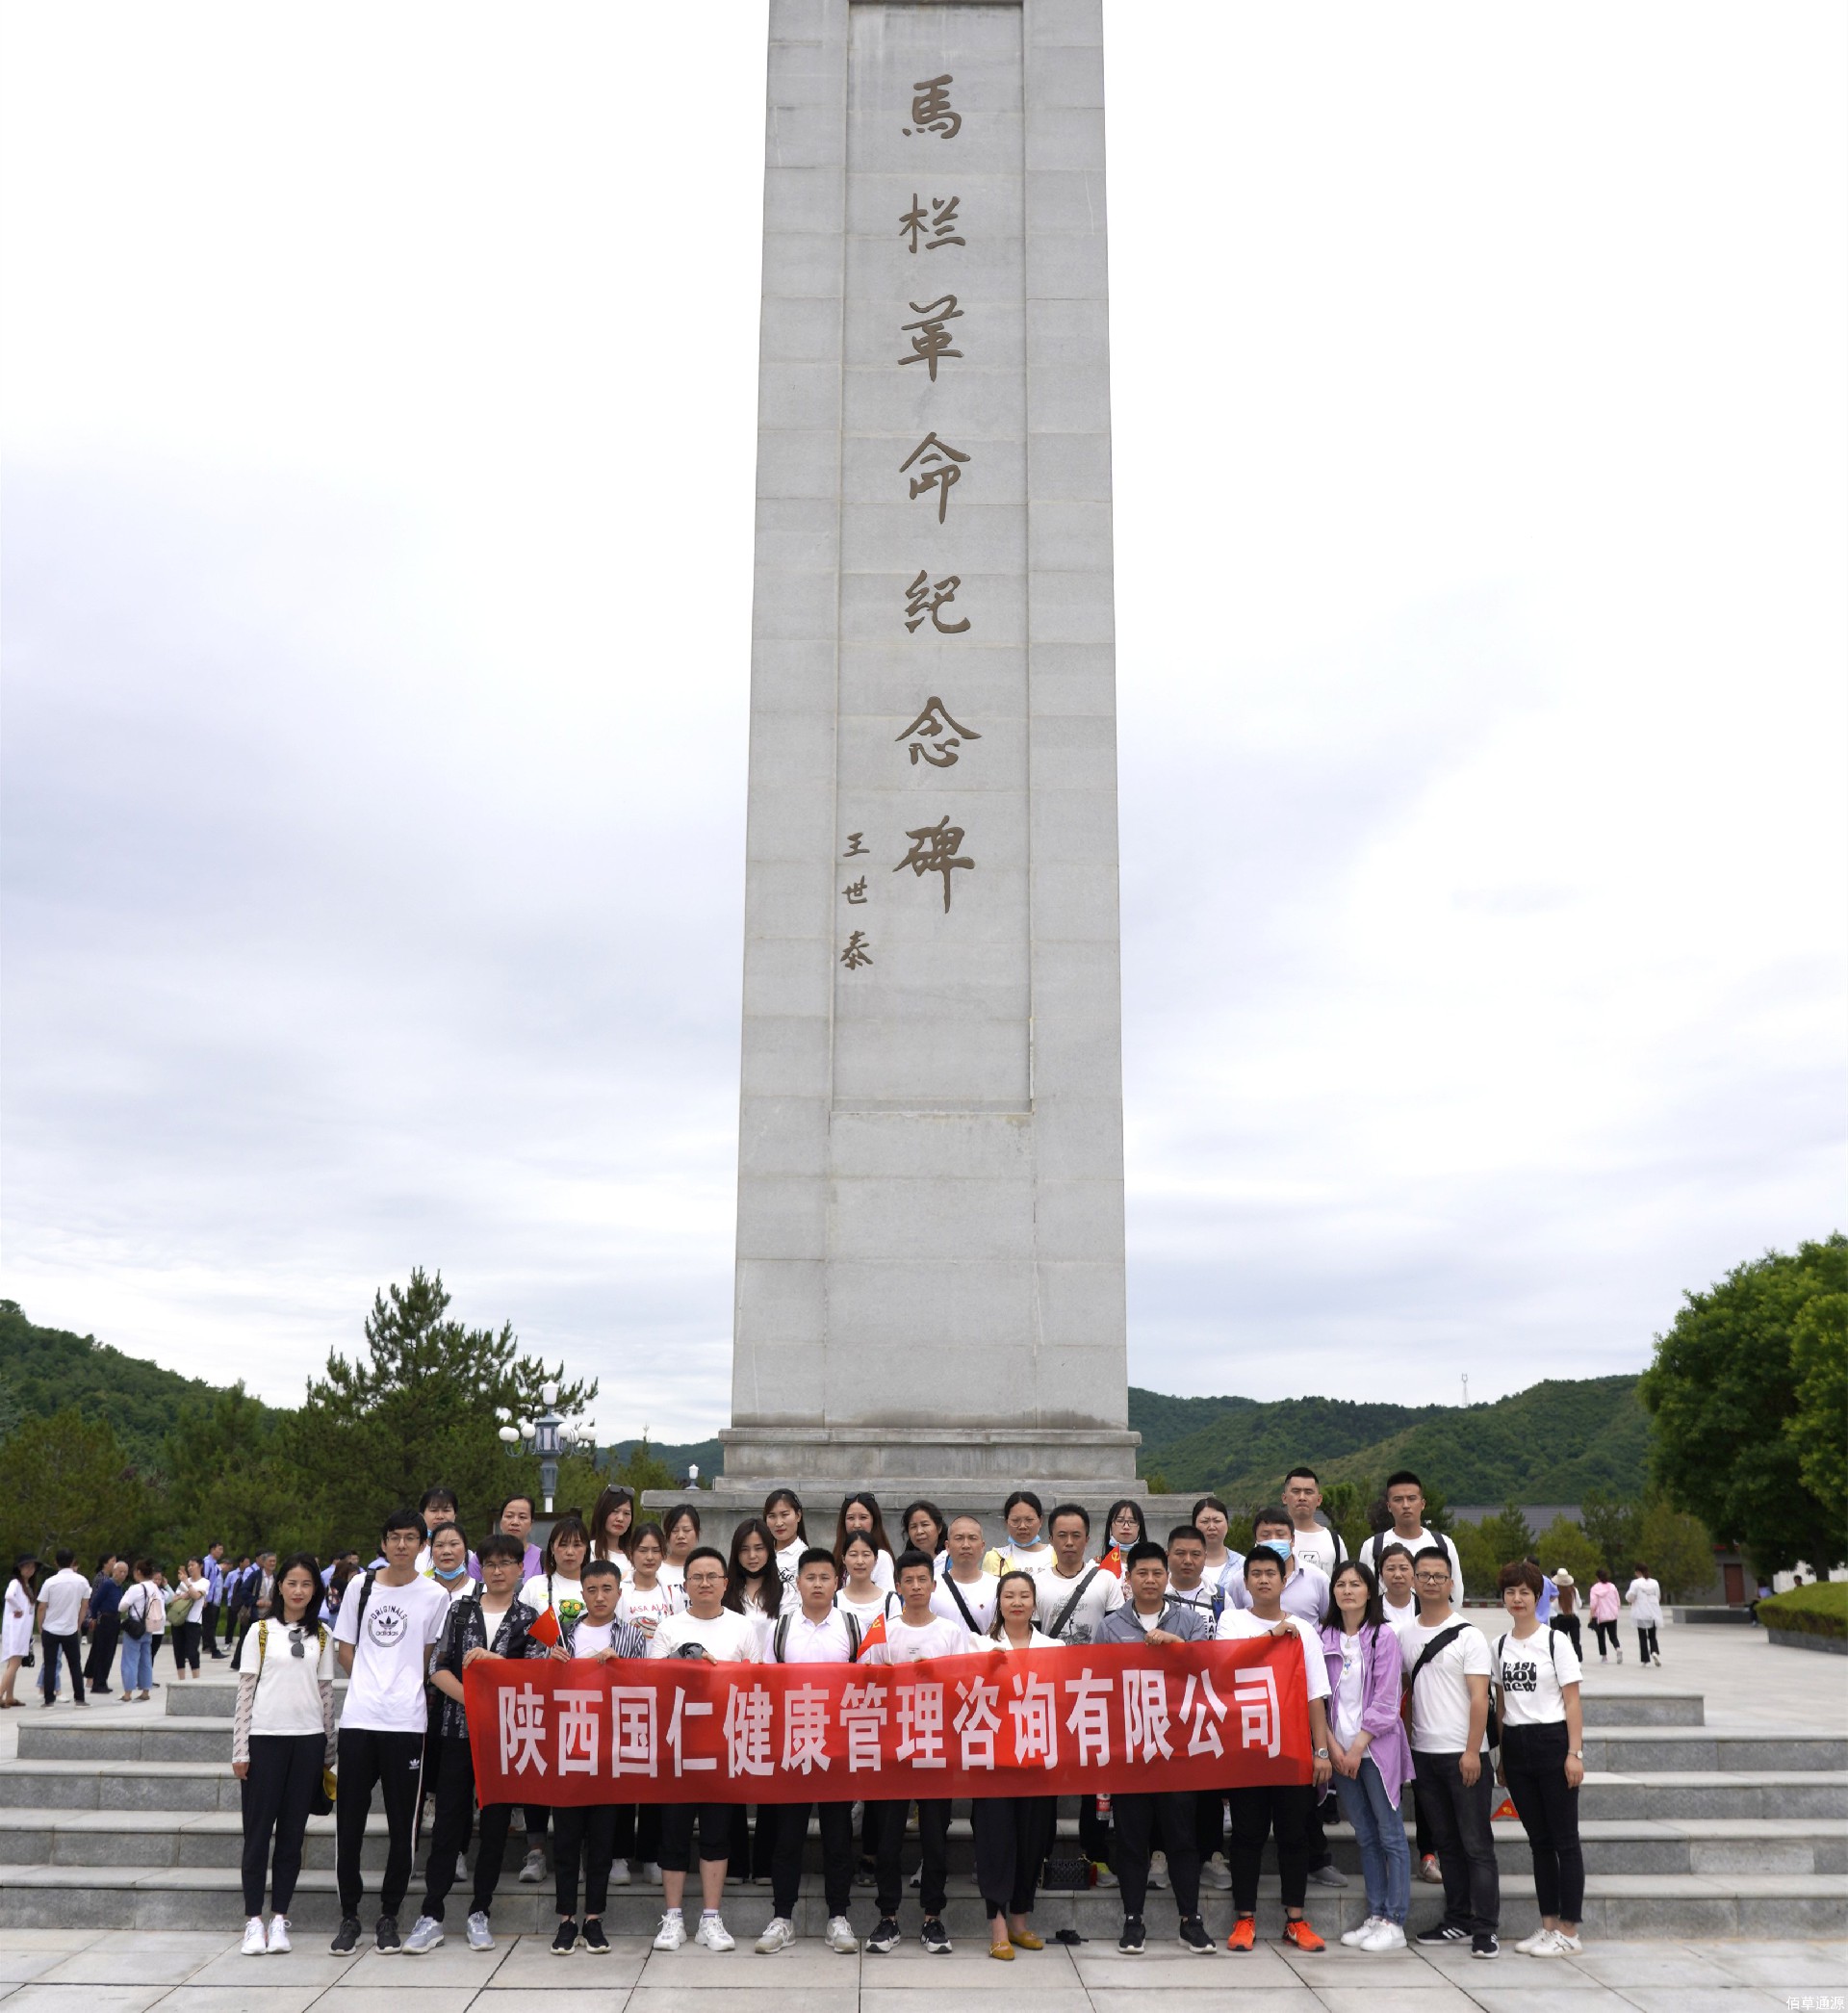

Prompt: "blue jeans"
[1335,1754,1411,1924]
[119,1635,153,1692]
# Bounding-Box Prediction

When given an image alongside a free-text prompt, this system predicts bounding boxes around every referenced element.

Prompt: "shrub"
[1758,1581,1847,1640]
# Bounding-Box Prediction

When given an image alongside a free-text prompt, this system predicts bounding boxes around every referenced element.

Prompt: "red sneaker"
[1226,1915,1256,1952]
[1282,1918,1325,1952]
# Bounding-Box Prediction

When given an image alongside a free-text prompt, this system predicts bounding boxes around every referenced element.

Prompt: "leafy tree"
[0,1407,147,1565]
[287,1270,597,1554]
[1789,1292,1847,1546]
[1579,1488,1644,1575]
[1450,1518,1498,1595]
[1481,1499,1535,1565]
[1532,1513,1604,1590]
[1638,1500,1717,1602]
[154,1385,302,1561]
[1638,1235,1845,1576]
[1320,1480,1377,1558]
[607,1433,681,1498]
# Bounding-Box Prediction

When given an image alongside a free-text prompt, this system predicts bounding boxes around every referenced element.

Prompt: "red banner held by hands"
[464,1637,1310,1805]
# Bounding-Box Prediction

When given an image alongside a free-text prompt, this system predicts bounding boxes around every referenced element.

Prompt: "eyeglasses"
[1413,1573,1450,1585]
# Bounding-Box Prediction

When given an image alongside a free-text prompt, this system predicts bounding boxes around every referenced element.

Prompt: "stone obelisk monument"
[712,0,1138,1519]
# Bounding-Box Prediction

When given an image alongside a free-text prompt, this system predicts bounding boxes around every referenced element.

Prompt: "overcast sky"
[4,2,1842,1441]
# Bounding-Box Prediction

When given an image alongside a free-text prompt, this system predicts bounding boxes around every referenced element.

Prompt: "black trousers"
[1502,1722,1584,1921]
[1412,1750,1499,1935]
[1636,1623,1660,1663]
[726,1803,776,1879]
[553,1804,618,1917]
[870,1796,950,1919]
[202,1601,224,1653]
[1590,1618,1619,1657]
[1195,1789,1225,1863]
[171,1621,202,1672]
[241,1732,322,1916]
[658,1800,734,1871]
[1551,1613,1582,1662]
[335,1726,424,1920]
[85,1618,119,1688]
[772,1800,856,1921]
[1113,1788,1199,1919]
[970,1794,1055,1920]
[422,1737,519,1920]
[1228,1783,1314,1913]
[1079,1794,1111,1867]
[39,1631,84,1703]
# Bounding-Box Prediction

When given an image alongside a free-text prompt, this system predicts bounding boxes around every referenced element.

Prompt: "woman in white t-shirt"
[834,1532,897,1632]
[424,1523,477,1603]
[832,1492,897,1591]
[0,1558,38,1707]
[975,1571,1059,1958]
[615,1525,682,1639]
[588,1484,636,1582]
[762,1489,809,1612]
[117,1561,162,1702]
[901,1499,951,1576]
[518,1514,589,1635]
[1494,1561,1586,1957]
[1624,1568,1663,1665]
[657,1504,702,1590]
[983,1490,1055,1576]
[721,1519,783,1884]
[232,1553,338,1955]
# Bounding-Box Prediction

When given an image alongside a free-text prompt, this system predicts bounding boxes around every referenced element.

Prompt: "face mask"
[1261,1536,1293,1562]
[434,1563,466,1581]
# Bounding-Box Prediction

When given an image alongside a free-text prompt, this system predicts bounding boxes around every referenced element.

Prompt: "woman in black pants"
[1493,1561,1586,1957]
[232,1555,336,1956]
[976,1572,1059,1959]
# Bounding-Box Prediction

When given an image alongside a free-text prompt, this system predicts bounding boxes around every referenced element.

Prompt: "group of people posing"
[207,1464,1602,1967]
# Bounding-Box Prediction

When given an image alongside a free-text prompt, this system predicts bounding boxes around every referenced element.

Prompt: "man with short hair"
[401,1532,548,1954]
[202,1542,229,1659]
[860,1549,976,1956]
[1404,1546,1499,1959]
[757,1548,860,1956]
[1165,1526,1234,1889]
[1216,1549,1334,1952]
[930,1513,999,1634]
[36,1551,90,1707]
[1363,1473,1463,1607]
[329,1511,450,1955]
[1097,1542,1216,1955]
[1281,1468,1347,1581]
[1034,1505,1125,1887]
[85,1558,125,1694]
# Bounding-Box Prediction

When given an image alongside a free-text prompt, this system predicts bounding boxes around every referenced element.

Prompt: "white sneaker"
[519,1848,547,1883]
[825,1916,859,1953]
[1531,1928,1579,1956]
[641,1861,663,1885]
[266,1916,292,1955]
[1091,1863,1118,1889]
[242,1918,269,1957]
[1615,1646,1624,1663]
[1149,1851,1169,1890]
[653,1914,686,1950]
[1360,1921,1406,1952]
[609,1858,631,1887]
[1200,1855,1233,1890]
[466,1913,495,1951]
[1514,1924,1553,1954]
[401,1916,445,1955]
[455,1854,469,1883]
[695,1914,735,1952]
[1341,1915,1384,1947]
[755,1917,795,1953]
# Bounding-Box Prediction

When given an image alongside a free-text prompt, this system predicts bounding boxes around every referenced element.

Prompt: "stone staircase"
[0,1674,1841,1941]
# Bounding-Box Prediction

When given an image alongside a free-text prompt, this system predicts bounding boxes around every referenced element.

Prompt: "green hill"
[1129,1374,1650,1503]
[0,1301,264,1471]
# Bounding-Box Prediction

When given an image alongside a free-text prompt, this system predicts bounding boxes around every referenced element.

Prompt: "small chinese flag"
[854,1612,887,1661]
[1098,1546,1124,1579]
[1492,1793,1519,1821]
[526,1607,561,1649]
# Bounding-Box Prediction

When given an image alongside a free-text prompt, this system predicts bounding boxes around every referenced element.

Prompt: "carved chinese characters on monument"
[897,699,980,769]
[899,432,968,524]
[898,295,962,379]
[894,815,974,913]
[904,570,967,634]
[902,75,961,140]
[900,194,963,254]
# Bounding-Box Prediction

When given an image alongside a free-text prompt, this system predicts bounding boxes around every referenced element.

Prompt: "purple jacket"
[1320,1620,1416,1804]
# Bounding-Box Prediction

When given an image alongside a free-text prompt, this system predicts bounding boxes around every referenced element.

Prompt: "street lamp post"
[496,1381,597,1516]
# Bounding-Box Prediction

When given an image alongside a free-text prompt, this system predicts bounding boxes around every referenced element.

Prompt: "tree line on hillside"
[0,1271,680,1568]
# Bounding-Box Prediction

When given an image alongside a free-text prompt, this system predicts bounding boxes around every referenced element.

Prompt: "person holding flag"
[1095,1500,1147,1578]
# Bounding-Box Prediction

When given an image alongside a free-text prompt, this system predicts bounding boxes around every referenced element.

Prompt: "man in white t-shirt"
[648,1546,757,1954]
[757,1549,860,1956]
[1215,1551,1335,1952]
[35,1550,91,1706]
[860,1550,975,1955]
[1403,1546,1499,1958]
[930,1513,999,1635]
[330,1510,451,1955]
[1281,1467,1348,1582]
[1033,1505,1125,1888]
[1362,1473,1463,1609]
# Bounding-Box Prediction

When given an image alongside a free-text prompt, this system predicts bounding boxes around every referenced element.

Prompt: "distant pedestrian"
[86,1561,126,1693]
[36,1550,90,1707]
[1586,1570,1620,1661]
[1549,1570,1582,1663]
[0,1559,38,1707]
[117,1561,161,1702]
[202,1542,229,1659]
[1624,1566,1663,1665]
[169,1559,211,1678]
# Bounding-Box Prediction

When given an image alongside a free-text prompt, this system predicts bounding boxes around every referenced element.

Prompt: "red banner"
[464,1638,1309,1805]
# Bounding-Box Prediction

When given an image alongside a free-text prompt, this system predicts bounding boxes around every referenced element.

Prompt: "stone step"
[1578,1690,1705,1727]
[0,1860,1839,1941]
[0,1804,1837,1876]
[1584,1726,1848,1771]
